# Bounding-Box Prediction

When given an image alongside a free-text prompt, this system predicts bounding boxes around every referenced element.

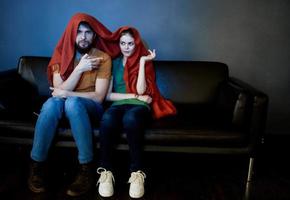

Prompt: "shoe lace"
[128,170,146,184]
[97,167,115,183]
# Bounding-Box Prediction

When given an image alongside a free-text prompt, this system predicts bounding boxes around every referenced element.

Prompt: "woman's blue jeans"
[99,104,151,172]
[31,96,103,164]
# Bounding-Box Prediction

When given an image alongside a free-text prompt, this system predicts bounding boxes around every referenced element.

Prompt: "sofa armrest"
[229,77,268,154]
[0,69,18,112]
[217,77,268,155]
[0,69,38,119]
[216,79,248,128]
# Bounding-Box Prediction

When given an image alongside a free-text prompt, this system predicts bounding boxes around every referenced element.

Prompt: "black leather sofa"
[0,56,268,183]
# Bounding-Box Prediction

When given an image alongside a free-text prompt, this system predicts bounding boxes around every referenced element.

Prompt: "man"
[28,13,113,197]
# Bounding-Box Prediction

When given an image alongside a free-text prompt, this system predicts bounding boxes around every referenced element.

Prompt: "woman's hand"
[136,50,155,94]
[140,49,156,62]
[137,95,152,104]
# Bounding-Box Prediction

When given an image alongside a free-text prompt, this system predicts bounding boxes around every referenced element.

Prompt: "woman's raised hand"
[141,49,156,62]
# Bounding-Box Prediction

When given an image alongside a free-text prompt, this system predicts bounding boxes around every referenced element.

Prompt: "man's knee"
[41,97,64,115]
[64,97,82,114]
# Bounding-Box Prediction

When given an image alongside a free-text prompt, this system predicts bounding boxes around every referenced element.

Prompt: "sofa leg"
[247,157,254,182]
[244,181,252,200]
[244,157,255,200]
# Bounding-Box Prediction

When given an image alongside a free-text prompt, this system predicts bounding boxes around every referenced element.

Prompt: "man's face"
[119,33,136,58]
[75,23,95,54]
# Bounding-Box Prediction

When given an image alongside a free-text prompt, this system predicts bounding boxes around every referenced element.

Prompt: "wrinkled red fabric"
[47,13,118,84]
[107,26,177,119]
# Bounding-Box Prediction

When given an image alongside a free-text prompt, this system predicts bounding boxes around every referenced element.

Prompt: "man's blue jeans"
[31,96,103,164]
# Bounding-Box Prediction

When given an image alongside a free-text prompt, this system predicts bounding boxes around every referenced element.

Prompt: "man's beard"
[75,42,93,54]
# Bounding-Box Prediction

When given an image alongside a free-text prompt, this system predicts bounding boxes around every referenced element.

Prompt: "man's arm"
[51,78,110,103]
[53,54,102,90]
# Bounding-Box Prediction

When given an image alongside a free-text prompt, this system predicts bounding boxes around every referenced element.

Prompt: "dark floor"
[0,135,290,200]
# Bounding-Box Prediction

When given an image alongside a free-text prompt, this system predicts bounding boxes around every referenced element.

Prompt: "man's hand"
[137,95,152,104]
[50,87,68,98]
[75,54,103,73]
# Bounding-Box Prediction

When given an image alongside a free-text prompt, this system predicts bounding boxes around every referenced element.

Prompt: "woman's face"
[119,33,136,58]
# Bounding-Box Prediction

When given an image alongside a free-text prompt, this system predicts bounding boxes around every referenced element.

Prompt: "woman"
[96,27,176,198]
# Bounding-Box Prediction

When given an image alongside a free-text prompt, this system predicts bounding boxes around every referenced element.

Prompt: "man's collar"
[75,48,95,61]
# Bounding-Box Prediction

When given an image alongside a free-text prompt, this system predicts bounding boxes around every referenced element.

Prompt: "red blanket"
[47,13,118,83]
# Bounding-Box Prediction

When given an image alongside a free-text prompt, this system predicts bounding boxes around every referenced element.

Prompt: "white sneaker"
[97,167,115,197]
[128,170,146,198]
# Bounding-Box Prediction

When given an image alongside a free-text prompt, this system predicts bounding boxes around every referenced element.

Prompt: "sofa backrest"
[154,61,228,104]
[17,57,229,104]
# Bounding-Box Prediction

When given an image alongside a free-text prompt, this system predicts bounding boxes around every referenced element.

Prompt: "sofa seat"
[0,116,247,149]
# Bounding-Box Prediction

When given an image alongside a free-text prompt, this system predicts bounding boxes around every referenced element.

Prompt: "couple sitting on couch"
[28,13,176,198]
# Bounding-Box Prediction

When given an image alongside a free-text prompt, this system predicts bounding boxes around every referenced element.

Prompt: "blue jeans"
[31,96,103,164]
[99,104,151,172]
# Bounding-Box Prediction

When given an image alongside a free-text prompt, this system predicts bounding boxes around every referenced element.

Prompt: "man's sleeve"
[51,64,60,73]
[97,54,112,79]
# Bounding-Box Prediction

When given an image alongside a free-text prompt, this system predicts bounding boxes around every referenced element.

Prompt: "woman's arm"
[136,49,156,94]
[106,78,152,103]
[106,78,136,101]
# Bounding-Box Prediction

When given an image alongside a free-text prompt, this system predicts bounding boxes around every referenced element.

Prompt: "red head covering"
[47,13,118,83]
[107,26,177,119]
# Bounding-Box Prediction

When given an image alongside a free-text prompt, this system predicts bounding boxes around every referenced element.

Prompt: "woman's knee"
[100,111,117,128]
[123,114,144,130]
[123,108,149,129]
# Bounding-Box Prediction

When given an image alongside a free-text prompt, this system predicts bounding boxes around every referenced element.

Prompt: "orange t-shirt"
[51,48,111,92]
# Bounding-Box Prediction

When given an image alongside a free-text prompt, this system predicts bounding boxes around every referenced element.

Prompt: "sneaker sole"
[129,193,144,199]
[99,192,114,197]
[99,189,114,198]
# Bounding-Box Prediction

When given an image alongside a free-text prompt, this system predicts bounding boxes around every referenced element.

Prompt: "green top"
[111,56,149,108]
